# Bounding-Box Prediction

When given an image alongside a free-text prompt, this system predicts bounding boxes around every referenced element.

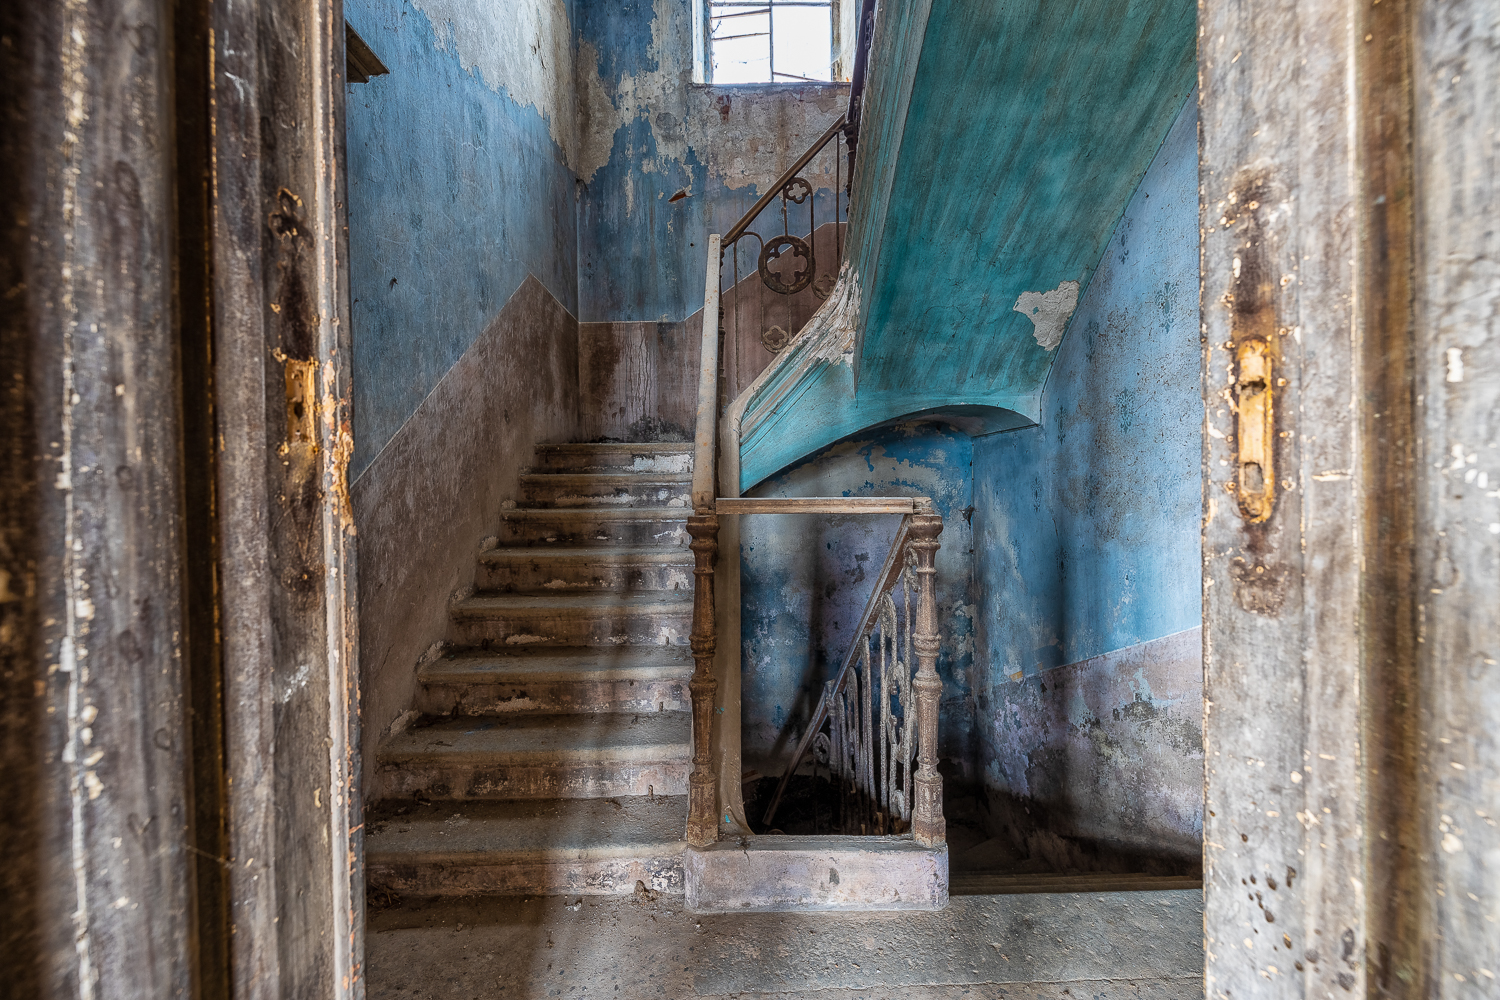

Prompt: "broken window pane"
[709,0,837,84]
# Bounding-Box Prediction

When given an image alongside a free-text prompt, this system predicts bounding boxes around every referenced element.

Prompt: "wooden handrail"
[685,235,723,847]
[722,114,846,248]
[691,235,723,513]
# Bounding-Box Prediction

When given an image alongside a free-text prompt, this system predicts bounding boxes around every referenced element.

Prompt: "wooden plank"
[2,0,196,992]
[1200,0,1369,994]
[1412,0,1500,989]
[715,496,923,514]
[212,0,362,995]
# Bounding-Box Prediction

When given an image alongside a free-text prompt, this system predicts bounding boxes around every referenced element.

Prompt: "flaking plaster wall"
[970,95,1203,867]
[738,423,977,779]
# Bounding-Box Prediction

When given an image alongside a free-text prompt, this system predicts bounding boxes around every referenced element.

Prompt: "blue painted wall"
[574,0,849,323]
[344,0,580,477]
[971,95,1200,680]
[739,423,977,774]
[346,0,849,471]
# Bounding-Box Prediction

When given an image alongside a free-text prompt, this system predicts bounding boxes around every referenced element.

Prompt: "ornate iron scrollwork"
[758,234,814,294]
[781,176,813,204]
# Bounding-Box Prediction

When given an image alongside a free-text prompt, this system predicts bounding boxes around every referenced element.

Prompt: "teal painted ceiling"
[737,0,1197,487]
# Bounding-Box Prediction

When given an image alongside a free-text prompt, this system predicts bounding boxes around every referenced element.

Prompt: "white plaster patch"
[387,708,421,738]
[634,454,691,473]
[1013,281,1081,351]
[411,0,577,162]
[1446,347,1465,382]
[575,0,847,188]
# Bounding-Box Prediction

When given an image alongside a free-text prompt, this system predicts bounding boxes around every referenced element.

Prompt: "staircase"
[367,442,698,897]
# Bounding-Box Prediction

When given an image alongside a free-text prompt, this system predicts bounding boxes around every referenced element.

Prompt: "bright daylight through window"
[709,0,840,84]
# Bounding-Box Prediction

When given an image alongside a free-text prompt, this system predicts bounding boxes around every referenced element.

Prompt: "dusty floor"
[365,888,1203,999]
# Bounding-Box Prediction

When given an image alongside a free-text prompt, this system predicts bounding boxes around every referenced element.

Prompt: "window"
[709,0,850,84]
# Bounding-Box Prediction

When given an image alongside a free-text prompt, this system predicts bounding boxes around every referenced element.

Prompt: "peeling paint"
[1013,281,1081,351]
[409,0,577,162]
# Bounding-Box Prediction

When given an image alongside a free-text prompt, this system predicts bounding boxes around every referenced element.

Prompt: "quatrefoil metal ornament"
[760,325,790,354]
[758,234,814,294]
[781,176,813,204]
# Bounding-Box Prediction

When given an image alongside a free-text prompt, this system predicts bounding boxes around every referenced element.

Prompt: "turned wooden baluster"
[908,499,946,846]
[685,514,720,845]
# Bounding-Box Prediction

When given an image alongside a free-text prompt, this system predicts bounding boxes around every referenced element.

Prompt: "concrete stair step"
[497,507,690,547]
[448,591,693,647]
[517,473,691,509]
[530,442,693,475]
[373,713,691,801]
[476,545,695,592]
[366,796,688,896]
[416,646,694,715]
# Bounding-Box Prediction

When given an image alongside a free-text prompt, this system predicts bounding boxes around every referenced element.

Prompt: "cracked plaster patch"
[1013,280,1081,351]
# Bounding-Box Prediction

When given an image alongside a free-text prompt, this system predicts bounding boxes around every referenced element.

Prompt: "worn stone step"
[448,591,693,647]
[517,473,691,509]
[373,713,692,801]
[366,796,688,896]
[476,545,695,593]
[416,646,694,715]
[497,507,690,548]
[530,442,693,475]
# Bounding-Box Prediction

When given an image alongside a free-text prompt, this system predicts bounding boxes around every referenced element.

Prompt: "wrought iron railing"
[760,501,946,841]
[718,113,847,384]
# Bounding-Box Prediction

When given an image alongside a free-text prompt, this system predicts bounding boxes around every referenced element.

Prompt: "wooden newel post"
[686,513,720,846]
[908,501,945,846]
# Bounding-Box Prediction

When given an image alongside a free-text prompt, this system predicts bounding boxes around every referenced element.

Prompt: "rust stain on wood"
[1224,171,1282,527]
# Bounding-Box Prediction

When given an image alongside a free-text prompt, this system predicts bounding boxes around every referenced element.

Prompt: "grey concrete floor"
[365,889,1203,999]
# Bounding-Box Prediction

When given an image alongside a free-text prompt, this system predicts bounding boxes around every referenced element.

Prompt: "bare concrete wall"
[353,277,578,773]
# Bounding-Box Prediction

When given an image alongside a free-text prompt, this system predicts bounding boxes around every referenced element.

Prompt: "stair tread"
[535,443,693,454]
[453,591,694,614]
[367,796,689,861]
[478,545,694,564]
[519,473,692,486]
[379,713,692,765]
[500,507,689,522]
[420,646,693,684]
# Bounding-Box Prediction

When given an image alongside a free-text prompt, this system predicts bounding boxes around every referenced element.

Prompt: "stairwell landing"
[366,442,698,898]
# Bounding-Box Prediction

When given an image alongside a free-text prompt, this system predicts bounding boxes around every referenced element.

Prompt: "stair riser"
[372,760,690,801]
[368,857,685,897]
[417,678,691,716]
[498,515,689,548]
[518,479,690,509]
[531,449,692,475]
[449,609,691,647]
[476,558,694,592]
